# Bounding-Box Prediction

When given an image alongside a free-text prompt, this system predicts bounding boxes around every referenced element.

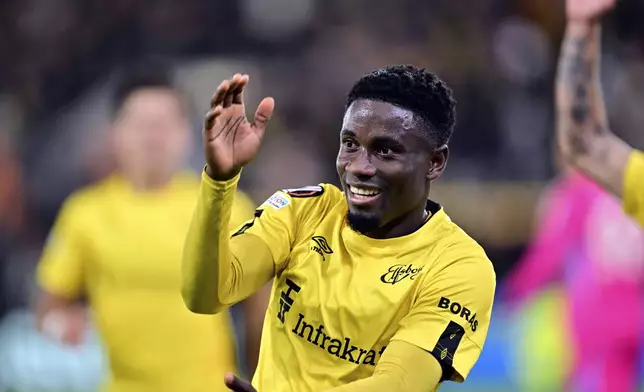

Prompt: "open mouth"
[348,185,382,206]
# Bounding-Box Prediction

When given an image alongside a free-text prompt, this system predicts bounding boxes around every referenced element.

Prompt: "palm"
[205,105,262,172]
[567,0,616,21]
[203,74,274,180]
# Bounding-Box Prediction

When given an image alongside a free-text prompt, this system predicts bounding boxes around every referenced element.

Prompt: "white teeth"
[349,186,380,196]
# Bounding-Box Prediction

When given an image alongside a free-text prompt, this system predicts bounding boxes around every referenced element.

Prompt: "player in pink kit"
[505,166,644,392]
[507,0,644,389]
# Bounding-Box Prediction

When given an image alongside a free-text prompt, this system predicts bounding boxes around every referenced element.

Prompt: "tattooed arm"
[556,20,633,198]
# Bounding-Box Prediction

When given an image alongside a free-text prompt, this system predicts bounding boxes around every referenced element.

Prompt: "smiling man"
[182,65,496,392]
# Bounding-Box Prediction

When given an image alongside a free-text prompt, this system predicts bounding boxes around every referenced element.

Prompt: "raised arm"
[556,0,633,197]
[181,74,277,314]
[228,190,273,376]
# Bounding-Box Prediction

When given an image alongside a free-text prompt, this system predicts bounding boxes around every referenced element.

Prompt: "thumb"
[252,97,275,133]
[224,373,256,392]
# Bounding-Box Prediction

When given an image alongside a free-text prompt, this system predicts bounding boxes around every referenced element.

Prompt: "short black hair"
[111,60,180,117]
[346,65,457,147]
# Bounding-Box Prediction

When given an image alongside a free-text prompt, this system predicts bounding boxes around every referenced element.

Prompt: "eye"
[342,139,358,150]
[376,146,396,157]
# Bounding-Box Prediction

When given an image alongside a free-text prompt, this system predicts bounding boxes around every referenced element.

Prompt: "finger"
[204,106,223,130]
[231,74,249,105]
[223,373,235,387]
[224,373,255,392]
[224,74,243,108]
[211,80,230,108]
[251,97,275,135]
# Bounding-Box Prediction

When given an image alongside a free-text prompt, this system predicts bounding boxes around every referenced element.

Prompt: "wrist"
[566,19,597,31]
[205,165,241,182]
[202,166,242,193]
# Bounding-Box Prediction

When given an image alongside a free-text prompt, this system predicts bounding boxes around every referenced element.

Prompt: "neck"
[365,202,428,240]
[124,171,175,192]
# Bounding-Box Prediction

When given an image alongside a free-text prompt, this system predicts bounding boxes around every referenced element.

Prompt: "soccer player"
[182,66,496,391]
[35,64,267,392]
[556,0,644,227]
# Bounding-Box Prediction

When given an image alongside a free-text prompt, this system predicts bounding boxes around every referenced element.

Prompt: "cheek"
[335,153,347,175]
[389,166,426,202]
[115,131,141,154]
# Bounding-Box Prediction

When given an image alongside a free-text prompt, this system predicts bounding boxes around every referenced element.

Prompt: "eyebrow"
[340,129,406,148]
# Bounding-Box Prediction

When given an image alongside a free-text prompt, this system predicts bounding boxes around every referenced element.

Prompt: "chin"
[346,211,381,234]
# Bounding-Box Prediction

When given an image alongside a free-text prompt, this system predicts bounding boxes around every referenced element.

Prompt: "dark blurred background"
[2,0,644,390]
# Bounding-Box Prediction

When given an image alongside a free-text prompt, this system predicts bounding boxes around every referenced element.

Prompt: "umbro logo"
[311,236,333,261]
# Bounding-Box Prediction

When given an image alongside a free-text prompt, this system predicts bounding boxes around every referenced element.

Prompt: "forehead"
[120,88,185,117]
[342,99,424,141]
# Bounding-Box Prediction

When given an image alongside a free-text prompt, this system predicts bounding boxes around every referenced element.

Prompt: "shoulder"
[429,213,496,286]
[62,177,117,212]
[255,184,345,236]
[52,177,118,228]
[259,183,344,214]
[282,183,344,204]
[422,216,496,329]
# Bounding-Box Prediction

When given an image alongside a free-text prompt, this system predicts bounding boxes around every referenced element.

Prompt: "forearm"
[556,21,632,196]
[324,341,442,392]
[181,171,242,314]
[182,170,274,314]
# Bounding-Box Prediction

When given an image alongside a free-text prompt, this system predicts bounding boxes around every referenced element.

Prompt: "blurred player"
[182,66,496,392]
[35,64,268,392]
[556,0,644,227]
[505,152,644,392]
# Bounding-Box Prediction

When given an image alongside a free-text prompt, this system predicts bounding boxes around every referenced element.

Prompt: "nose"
[345,149,376,179]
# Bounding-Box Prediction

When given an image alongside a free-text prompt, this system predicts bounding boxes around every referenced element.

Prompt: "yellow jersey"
[37,172,255,392]
[624,150,644,227]
[185,172,496,391]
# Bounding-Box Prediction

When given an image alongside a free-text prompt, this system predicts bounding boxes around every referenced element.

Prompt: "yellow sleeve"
[623,150,644,227]
[230,189,256,231]
[36,194,89,299]
[390,245,496,383]
[182,171,322,314]
[182,171,272,314]
[323,340,442,392]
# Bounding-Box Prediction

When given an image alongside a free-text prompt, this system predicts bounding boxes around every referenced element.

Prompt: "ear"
[427,145,449,182]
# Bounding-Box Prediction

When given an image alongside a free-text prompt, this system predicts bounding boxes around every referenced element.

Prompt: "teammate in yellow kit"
[35,64,267,392]
[182,65,496,392]
[556,0,644,227]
